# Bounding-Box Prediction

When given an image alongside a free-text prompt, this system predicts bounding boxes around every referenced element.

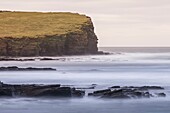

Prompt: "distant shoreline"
[99,47,170,53]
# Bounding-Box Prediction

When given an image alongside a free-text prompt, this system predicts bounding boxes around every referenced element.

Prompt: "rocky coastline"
[0,82,84,97]
[0,66,56,71]
[0,82,166,99]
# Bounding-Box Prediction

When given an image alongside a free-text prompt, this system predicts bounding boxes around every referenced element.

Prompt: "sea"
[0,47,170,113]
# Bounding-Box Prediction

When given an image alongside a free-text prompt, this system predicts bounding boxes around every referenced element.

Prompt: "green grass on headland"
[0,11,91,38]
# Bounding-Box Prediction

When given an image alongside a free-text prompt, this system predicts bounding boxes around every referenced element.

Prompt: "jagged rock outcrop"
[88,86,166,99]
[0,11,98,56]
[0,82,85,97]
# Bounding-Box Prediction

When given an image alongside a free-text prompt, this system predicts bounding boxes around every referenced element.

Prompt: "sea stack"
[0,11,98,56]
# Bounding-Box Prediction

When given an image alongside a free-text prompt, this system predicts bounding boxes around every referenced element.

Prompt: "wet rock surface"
[88,86,166,99]
[0,82,85,97]
[0,54,111,62]
[0,57,62,61]
[0,82,166,99]
[95,51,111,55]
[0,58,35,61]
[0,66,56,71]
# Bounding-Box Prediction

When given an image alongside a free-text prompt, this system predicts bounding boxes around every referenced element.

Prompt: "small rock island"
[0,11,98,56]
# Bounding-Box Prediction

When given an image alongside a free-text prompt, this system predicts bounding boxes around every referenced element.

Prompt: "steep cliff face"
[64,20,98,55]
[0,11,98,57]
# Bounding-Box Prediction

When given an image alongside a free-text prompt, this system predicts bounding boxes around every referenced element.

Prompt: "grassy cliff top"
[0,11,91,38]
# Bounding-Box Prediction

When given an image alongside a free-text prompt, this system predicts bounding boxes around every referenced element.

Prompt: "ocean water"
[0,47,170,113]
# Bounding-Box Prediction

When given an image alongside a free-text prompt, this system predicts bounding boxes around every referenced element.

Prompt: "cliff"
[0,11,98,56]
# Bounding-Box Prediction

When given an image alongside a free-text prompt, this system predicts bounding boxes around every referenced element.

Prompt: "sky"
[1,0,170,47]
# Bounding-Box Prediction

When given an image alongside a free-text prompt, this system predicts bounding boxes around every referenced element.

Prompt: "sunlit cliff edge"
[0,11,98,56]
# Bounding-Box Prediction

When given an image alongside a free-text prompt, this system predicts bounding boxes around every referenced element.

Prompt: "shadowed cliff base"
[0,11,98,56]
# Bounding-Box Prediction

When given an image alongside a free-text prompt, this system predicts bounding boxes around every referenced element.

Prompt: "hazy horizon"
[1,0,170,47]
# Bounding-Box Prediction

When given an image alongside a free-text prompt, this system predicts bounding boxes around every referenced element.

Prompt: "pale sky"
[1,0,170,47]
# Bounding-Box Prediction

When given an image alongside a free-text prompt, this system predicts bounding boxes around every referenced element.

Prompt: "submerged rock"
[138,86,164,90]
[156,93,166,97]
[110,86,121,88]
[0,82,85,97]
[89,86,166,99]
[0,66,56,71]
[96,51,111,55]
[0,58,35,61]
[111,86,164,90]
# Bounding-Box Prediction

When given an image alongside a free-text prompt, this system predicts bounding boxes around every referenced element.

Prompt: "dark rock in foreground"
[0,58,35,61]
[0,66,56,71]
[0,82,166,99]
[156,93,166,97]
[0,82,85,97]
[120,86,164,90]
[88,86,166,99]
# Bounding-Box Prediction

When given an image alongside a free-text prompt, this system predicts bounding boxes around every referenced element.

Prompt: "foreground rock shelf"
[88,86,166,99]
[0,82,166,99]
[0,66,56,71]
[0,82,85,97]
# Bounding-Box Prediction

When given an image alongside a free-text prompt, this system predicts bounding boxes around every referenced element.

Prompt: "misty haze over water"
[0,47,170,113]
[1,0,170,112]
